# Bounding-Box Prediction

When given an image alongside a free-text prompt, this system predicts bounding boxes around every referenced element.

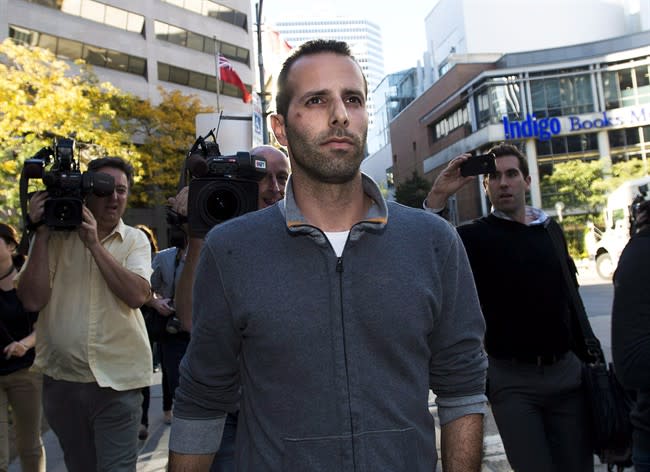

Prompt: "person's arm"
[424,154,474,210]
[3,331,36,359]
[16,191,52,312]
[428,222,487,465]
[168,452,215,471]
[168,235,239,464]
[175,237,203,331]
[168,186,198,331]
[440,413,484,471]
[79,206,151,308]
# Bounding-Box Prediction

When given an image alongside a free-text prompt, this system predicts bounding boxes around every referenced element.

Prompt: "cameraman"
[16,157,153,472]
[168,145,289,472]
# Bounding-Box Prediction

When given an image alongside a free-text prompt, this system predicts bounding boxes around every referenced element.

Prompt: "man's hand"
[149,297,175,317]
[27,191,50,233]
[425,154,475,210]
[168,187,189,218]
[78,205,100,248]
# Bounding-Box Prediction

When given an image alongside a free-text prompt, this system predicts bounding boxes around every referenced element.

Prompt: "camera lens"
[198,182,246,226]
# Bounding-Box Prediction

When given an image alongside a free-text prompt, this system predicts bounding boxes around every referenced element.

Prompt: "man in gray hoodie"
[168,39,488,472]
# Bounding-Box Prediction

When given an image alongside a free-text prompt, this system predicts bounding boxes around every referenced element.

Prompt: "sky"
[259,0,437,75]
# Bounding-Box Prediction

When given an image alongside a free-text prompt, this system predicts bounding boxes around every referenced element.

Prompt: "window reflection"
[9,25,147,78]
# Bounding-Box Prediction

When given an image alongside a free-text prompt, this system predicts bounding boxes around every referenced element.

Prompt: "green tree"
[0,39,140,225]
[118,88,214,207]
[395,171,431,208]
[0,39,215,224]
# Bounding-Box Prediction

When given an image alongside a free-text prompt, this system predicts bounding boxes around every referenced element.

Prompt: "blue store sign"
[502,106,649,141]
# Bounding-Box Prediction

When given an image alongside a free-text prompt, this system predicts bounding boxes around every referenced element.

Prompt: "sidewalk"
[9,372,169,472]
[14,374,618,471]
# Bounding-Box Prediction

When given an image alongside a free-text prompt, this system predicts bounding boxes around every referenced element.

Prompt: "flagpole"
[214,36,221,111]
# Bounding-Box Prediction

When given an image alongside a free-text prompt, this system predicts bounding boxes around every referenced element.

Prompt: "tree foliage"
[0,39,214,226]
[0,39,139,222]
[119,89,213,207]
[541,158,648,258]
[394,171,431,208]
[541,159,648,213]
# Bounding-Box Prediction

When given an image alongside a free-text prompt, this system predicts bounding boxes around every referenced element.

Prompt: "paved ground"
[11,260,627,471]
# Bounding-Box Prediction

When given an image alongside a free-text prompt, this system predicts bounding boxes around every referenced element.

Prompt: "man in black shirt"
[425,143,593,471]
[612,200,650,471]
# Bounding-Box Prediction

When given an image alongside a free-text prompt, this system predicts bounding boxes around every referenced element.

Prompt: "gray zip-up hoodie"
[171,174,487,471]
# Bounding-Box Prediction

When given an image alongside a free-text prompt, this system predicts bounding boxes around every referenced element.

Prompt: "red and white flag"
[218,55,251,103]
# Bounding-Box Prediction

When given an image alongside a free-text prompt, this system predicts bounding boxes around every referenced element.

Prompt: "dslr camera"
[21,137,115,230]
[184,130,267,237]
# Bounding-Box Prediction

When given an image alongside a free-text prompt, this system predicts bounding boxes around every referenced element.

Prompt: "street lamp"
[255,1,269,144]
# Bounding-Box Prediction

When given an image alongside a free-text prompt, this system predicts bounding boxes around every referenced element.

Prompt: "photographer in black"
[16,156,153,472]
[168,144,290,472]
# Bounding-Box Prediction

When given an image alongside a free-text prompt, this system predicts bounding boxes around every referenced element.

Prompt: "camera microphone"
[187,152,208,177]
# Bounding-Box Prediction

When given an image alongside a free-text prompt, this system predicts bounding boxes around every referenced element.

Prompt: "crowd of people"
[0,38,647,472]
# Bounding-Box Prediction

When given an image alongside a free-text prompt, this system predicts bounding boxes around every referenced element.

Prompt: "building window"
[535,133,598,157]
[603,62,650,109]
[157,62,250,100]
[24,0,145,34]
[160,0,248,30]
[154,21,250,66]
[530,74,594,118]
[431,104,470,142]
[9,26,147,77]
[474,76,521,128]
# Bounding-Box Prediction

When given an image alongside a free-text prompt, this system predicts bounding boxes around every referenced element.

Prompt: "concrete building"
[2,0,255,113]
[425,0,638,82]
[390,31,650,223]
[272,16,385,131]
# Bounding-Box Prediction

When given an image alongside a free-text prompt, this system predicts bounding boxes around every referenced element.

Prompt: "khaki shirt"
[21,220,153,391]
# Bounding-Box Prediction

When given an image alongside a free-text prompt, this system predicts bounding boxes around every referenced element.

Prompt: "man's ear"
[270,114,288,147]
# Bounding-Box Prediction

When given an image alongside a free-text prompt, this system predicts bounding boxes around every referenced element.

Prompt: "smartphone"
[460,153,496,177]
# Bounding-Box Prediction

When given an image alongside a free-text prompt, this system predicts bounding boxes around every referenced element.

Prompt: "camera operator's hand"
[168,187,189,218]
[425,154,474,210]
[27,191,49,232]
[150,297,175,317]
[78,205,100,249]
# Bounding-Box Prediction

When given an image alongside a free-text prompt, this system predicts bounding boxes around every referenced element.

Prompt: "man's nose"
[330,98,349,127]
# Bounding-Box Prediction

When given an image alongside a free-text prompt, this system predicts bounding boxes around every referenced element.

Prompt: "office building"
[2,0,254,113]
[390,31,650,223]
[272,16,385,132]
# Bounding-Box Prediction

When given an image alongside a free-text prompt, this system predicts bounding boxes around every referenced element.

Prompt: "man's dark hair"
[275,39,367,118]
[488,143,529,178]
[87,156,134,189]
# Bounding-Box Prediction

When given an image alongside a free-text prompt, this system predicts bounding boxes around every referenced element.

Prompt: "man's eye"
[347,96,363,105]
[306,97,323,105]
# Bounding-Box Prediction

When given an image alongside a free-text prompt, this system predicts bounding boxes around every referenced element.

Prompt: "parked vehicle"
[585,175,650,280]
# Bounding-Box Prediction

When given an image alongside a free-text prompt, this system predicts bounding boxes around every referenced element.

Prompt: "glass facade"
[9,26,147,76]
[474,76,521,128]
[154,21,249,65]
[157,62,249,100]
[603,61,650,109]
[160,0,247,30]
[530,73,594,117]
[23,0,145,34]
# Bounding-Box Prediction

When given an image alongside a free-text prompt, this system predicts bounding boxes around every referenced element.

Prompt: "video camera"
[178,129,267,238]
[20,137,115,230]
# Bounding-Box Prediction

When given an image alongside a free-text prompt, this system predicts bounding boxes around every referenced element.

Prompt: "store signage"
[502,106,650,141]
[502,114,561,141]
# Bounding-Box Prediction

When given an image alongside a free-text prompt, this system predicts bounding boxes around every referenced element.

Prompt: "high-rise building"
[272,16,385,134]
[2,0,255,112]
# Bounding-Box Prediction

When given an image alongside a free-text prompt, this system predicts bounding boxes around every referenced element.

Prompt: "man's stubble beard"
[285,123,367,185]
